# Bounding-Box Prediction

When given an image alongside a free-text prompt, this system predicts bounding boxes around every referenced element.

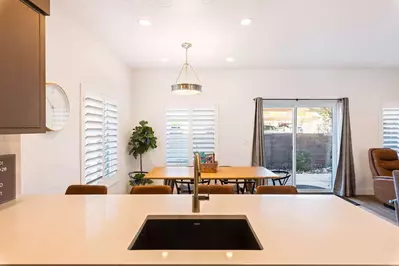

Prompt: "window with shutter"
[104,102,118,178]
[166,108,217,166]
[83,96,118,184]
[166,109,190,166]
[192,108,216,154]
[383,108,399,153]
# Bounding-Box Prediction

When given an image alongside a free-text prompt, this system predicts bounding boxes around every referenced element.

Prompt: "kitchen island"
[0,195,398,265]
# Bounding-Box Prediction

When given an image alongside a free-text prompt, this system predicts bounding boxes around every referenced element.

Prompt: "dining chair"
[217,166,256,194]
[270,170,291,186]
[391,170,399,226]
[198,185,235,194]
[174,171,211,194]
[256,185,298,194]
[65,185,108,195]
[130,185,172,194]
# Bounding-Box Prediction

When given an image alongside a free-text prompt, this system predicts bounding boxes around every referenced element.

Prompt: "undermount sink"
[128,215,263,250]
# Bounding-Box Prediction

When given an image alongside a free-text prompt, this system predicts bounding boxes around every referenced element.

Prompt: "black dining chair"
[270,170,291,186]
[174,166,211,194]
[174,179,211,194]
[217,166,256,194]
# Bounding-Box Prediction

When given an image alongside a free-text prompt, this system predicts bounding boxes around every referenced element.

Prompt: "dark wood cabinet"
[0,0,49,134]
[24,0,50,15]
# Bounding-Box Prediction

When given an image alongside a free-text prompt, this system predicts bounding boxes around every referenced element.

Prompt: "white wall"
[20,4,134,194]
[131,68,399,195]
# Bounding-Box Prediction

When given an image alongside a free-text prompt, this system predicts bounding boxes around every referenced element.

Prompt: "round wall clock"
[45,83,70,131]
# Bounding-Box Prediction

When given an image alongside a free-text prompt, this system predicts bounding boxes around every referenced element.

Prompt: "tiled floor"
[349,196,397,225]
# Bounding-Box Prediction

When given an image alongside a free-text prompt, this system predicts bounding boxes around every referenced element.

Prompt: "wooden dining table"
[145,167,279,193]
[145,166,279,181]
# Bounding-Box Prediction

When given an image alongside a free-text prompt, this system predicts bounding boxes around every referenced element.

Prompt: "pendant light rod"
[185,45,188,64]
[174,43,202,85]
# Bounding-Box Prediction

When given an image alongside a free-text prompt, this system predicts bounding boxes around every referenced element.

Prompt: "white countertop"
[0,195,398,265]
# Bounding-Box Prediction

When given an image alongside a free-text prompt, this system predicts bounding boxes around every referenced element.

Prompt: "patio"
[275,173,332,190]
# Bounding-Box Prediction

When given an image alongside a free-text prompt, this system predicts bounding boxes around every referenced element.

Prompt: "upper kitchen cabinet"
[25,0,50,15]
[0,0,50,134]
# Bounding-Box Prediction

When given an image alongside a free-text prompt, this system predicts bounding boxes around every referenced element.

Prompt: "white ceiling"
[56,0,399,68]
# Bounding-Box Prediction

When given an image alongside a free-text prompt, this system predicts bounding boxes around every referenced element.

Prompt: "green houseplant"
[128,120,157,186]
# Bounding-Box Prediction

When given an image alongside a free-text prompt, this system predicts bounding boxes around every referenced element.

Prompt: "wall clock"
[45,83,70,131]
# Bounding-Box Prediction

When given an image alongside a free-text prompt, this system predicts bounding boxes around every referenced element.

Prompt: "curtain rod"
[254,98,343,101]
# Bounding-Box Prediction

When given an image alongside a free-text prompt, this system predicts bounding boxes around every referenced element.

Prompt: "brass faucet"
[192,153,209,213]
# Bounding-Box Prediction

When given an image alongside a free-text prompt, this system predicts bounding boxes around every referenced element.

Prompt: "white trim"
[292,107,297,186]
[79,83,85,185]
[331,103,339,190]
[264,99,339,192]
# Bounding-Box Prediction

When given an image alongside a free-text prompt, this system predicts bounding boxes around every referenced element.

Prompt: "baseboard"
[356,187,374,195]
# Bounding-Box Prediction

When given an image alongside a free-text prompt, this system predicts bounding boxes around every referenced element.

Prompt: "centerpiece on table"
[128,120,157,186]
[196,152,218,173]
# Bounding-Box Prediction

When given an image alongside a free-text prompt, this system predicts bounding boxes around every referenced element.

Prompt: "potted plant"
[128,120,157,186]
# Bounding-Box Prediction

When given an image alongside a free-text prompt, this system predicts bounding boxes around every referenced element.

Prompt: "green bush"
[296,149,312,172]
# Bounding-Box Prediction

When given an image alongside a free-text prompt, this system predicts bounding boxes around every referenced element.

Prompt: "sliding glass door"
[263,100,338,192]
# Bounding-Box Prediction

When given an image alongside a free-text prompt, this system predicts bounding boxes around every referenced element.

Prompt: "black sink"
[128,215,262,250]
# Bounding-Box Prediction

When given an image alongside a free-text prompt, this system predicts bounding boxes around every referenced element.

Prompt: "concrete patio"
[275,173,332,190]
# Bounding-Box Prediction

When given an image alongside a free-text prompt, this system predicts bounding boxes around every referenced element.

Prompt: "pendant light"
[171,42,202,95]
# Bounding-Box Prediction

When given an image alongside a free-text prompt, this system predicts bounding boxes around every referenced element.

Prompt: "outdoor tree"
[311,108,333,133]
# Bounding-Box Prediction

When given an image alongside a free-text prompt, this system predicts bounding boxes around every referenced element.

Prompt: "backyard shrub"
[296,149,312,172]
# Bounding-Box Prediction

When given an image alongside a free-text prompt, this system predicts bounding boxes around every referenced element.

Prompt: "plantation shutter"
[383,108,399,153]
[84,96,104,184]
[166,109,190,165]
[104,102,118,178]
[192,108,216,154]
[166,108,217,166]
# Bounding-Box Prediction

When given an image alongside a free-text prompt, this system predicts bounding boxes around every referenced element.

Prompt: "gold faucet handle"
[198,195,209,201]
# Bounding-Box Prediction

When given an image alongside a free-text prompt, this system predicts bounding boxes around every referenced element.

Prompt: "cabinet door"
[0,0,46,134]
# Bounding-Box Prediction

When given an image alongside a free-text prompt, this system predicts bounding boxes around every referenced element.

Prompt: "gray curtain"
[334,98,356,197]
[252,97,266,186]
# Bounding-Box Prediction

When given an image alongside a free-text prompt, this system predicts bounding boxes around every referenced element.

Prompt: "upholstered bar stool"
[256,186,298,194]
[197,185,234,194]
[130,185,172,194]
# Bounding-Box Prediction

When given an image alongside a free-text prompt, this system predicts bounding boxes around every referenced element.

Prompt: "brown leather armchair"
[368,148,398,205]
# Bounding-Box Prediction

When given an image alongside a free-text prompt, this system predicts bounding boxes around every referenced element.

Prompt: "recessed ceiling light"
[241,18,252,26]
[138,19,151,26]
[161,58,169,62]
[226,57,235,62]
